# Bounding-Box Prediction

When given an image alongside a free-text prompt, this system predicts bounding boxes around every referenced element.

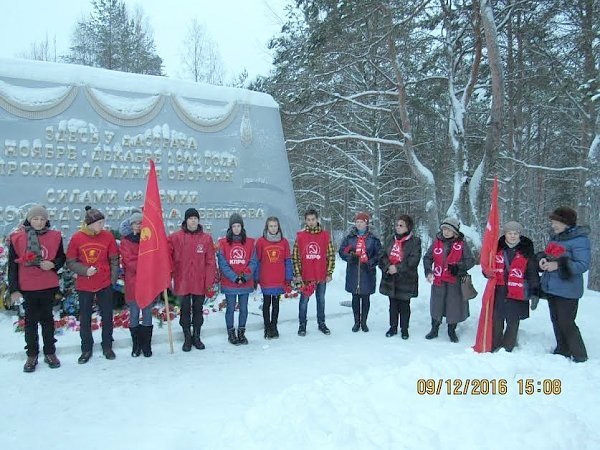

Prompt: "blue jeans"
[78,287,113,352]
[128,301,153,327]
[225,294,249,330]
[299,281,327,325]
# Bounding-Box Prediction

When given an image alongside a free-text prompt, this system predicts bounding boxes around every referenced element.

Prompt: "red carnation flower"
[545,242,566,259]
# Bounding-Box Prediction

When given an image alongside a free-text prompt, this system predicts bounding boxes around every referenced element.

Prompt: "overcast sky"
[0,0,291,82]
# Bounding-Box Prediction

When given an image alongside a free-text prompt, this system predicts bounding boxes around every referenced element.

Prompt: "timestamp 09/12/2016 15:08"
[416,378,562,396]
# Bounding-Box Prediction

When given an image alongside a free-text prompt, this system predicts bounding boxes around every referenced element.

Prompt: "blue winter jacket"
[338,228,382,295]
[541,226,590,300]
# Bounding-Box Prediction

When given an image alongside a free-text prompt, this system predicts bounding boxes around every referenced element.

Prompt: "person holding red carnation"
[169,208,216,352]
[255,216,293,339]
[218,213,258,345]
[66,206,119,364]
[339,212,382,333]
[8,205,66,373]
[292,208,336,336]
[538,207,590,363]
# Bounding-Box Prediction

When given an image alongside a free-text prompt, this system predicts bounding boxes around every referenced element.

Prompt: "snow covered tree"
[179,18,225,85]
[66,0,163,75]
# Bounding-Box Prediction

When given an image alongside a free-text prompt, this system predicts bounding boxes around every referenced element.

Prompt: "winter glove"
[448,264,460,276]
[530,296,539,311]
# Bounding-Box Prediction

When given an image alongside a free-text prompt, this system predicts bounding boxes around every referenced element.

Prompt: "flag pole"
[162,289,174,354]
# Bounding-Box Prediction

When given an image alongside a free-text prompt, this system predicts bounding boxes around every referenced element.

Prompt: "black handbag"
[460,274,478,301]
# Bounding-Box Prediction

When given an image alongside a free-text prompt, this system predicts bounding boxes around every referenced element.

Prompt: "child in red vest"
[292,208,335,336]
[66,206,119,363]
[218,213,257,345]
[9,205,66,372]
[255,217,293,339]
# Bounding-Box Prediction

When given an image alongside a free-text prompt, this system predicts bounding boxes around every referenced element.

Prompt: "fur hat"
[354,212,370,223]
[440,217,460,235]
[503,221,523,234]
[184,208,200,221]
[549,207,577,227]
[84,205,105,225]
[129,212,143,224]
[229,213,244,228]
[26,204,48,222]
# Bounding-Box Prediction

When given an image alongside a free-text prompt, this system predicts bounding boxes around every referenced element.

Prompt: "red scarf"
[389,233,412,265]
[494,250,528,300]
[355,235,369,263]
[432,238,463,286]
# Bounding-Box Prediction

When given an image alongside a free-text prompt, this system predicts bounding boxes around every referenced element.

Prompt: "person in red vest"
[490,221,540,352]
[292,208,336,336]
[169,208,216,352]
[120,210,154,357]
[255,216,293,339]
[338,212,382,333]
[8,205,66,373]
[423,217,474,342]
[218,213,258,345]
[66,206,119,363]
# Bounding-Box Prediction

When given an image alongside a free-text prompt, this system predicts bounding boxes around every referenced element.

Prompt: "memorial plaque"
[0,58,299,239]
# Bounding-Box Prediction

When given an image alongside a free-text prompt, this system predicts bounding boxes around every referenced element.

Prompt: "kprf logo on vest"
[230,247,247,264]
[305,242,322,260]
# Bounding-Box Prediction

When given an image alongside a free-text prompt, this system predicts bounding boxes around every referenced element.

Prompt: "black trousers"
[79,287,113,352]
[178,294,205,329]
[352,294,370,323]
[548,295,587,360]
[389,298,411,331]
[262,295,280,325]
[23,289,57,356]
[492,314,520,352]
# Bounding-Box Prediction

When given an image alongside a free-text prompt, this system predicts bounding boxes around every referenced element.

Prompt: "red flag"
[473,176,499,353]
[135,160,172,309]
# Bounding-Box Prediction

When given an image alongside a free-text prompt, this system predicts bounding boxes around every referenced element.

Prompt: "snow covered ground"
[1,261,599,450]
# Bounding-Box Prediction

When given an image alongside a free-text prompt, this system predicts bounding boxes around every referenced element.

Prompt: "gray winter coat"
[423,233,475,324]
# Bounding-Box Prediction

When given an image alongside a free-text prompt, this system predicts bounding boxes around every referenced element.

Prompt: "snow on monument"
[0,58,298,238]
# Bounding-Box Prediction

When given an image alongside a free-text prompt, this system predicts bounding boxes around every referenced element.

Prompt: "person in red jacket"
[8,205,66,373]
[66,206,119,364]
[292,208,336,336]
[169,208,216,352]
[120,211,154,357]
[218,213,258,345]
[255,216,293,339]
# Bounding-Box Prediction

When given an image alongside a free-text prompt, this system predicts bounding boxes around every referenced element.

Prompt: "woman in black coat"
[338,212,382,332]
[378,214,421,339]
[492,221,540,352]
[423,217,475,343]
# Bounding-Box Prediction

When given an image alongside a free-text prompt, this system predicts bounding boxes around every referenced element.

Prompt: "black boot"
[448,324,459,343]
[385,327,397,337]
[193,326,205,350]
[141,325,153,357]
[401,329,409,340]
[264,323,272,340]
[182,327,193,352]
[130,327,141,357]
[23,355,38,373]
[238,327,248,345]
[352,322,361,332]
[228,328,240,345]
[425,319,440,340]
[270,321,279,339]
[298,323,307,336]
[352,307,361,332]
[360,308,369,332]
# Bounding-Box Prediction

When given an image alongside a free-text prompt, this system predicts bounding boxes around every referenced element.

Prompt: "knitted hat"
[229,213,244,228]
[26,204,48,222]
[129,212,143,224]
[440,217,460,235]
[354,212,370,223]
[549,207,577,227]
[184,208,200,221]
[84,205,105,225]
[503,221,523,234]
